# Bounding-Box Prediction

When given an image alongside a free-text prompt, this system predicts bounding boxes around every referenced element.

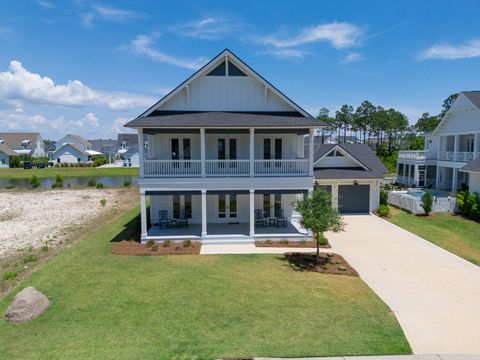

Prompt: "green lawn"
[0,207,410,359]
[0,166,138,179]
[388,207,480,266]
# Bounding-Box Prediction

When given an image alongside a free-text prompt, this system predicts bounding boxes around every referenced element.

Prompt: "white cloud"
[80,13,95,28]
[174,16,240,40]
[342,52,363,63]
[0,60,156,111]
[263,48,307,59]
[121,34,207,70]
[81,5,139,28]
[418,39,480,60]
[111,117,135,134]
[262,22,364,49]
[36,0,54,9]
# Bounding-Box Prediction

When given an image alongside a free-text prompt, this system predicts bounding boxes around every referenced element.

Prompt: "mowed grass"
[388,207,480,266]
[0,166,138,179]
[0,208,411,359]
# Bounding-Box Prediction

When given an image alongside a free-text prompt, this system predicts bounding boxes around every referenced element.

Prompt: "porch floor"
[147,218,308,239]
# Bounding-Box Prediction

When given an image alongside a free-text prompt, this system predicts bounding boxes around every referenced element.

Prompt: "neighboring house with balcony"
[0,143,17,168]
[53,134,102,164]
[123,144,139,167]
[89,139,117,160]
[0,132,46,158]
[396,91,480,192]
[125,49,326,243]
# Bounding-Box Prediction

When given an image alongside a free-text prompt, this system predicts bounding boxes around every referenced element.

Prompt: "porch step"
[201,236,254,245]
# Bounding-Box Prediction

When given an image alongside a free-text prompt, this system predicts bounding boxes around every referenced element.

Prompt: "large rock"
[5,286,49,322]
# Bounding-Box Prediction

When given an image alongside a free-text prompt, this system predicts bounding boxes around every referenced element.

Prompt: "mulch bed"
[283,252,358,276]
[111,240,201,256]
[255,240,331,248]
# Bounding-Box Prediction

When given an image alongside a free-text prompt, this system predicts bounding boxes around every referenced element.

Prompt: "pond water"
[0,175,139,189]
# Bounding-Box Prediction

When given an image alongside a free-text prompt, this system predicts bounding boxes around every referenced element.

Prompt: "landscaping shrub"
[87,178,97,187]
[145,239,155,248]
[41,245,49,252]
[9,156,20,168]
[456,191,480,220]
[279,239,289,246]
[377,204,389,217]
[123,180,131,187]
[23,254,37,263]
[30,175,41,189]
[182,239,192,247]
[162,240,172,247]
[380,188,388,206]
[100,199,107,207]
[299,239,307,246]
[317,233,328,245]
[264,239,273,245]
[150,244,159,252]
[96,182,105,189]
[3,271,17,280]
[93,157,108,167]
[51,174,64,189]
[420,191,433,215]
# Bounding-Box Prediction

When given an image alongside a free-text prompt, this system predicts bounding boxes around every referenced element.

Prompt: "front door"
[218,138,237,160]
[218,194,238,222]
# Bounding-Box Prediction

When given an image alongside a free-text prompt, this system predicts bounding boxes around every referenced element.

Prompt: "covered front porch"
[140,189,311,242]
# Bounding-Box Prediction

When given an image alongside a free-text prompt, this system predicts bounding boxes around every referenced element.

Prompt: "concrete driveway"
[326,215,480,355]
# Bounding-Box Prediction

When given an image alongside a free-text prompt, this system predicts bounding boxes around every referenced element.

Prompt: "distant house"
[0,143,17,168]
[315,135,361,144]
[53,134,102,164]
[0,132,46,157]
[123,144,139,167]
[117,133,138,155]
[461,158,480,193]
[89,139,117,159]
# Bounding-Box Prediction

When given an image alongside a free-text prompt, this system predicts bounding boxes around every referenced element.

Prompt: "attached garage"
[338,184,370,214]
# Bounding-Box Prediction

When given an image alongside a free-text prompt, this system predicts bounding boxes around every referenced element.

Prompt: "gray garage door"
[338,185,370,214]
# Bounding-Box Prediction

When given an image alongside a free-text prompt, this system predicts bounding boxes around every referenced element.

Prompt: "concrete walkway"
[256,355,480,360]
[326,215,480,355]
[200,243,321,255]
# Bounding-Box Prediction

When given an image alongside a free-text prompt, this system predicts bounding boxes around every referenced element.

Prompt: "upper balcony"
[398,150,427,161]
[138,127,315,178]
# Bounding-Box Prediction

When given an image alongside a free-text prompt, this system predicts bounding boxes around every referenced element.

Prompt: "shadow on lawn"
[110,212,142,243]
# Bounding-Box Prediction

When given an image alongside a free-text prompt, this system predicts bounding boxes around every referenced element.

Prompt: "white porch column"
[201,190,207,237]
[474,133,480,159]
[249,189,255,237]
[140,190,147,240]
[435,166,441,189]
[452,168,458,193]
[249,128,254,177]
[309,128,314,176]
[454,134,460,162]
[200,128,206,178]
[138,128,144,178]
[332,181,339,210]
[413,164,419,186]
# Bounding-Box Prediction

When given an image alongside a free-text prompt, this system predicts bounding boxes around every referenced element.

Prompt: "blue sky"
[1,0,480,140]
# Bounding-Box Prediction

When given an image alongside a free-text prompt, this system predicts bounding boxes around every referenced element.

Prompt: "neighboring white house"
[397,91,480,192]
[123,144,139,167]
[0,143,17,168]
[0,132,46,157]
[124,49,385,243]
[461,158,480,193]
[53,134,102,164]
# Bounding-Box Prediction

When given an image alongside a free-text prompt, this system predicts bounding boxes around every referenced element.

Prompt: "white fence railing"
[439,151,455,161]
[398,150,427,160]
[144,160,201,177]
[455,151,474,162]
[205,160,250,176]
[388,191,457,214]
[254,159,309,176]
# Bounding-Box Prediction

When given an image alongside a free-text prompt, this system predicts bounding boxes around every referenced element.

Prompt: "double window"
[263,193,282,217]
[172,195,192,219]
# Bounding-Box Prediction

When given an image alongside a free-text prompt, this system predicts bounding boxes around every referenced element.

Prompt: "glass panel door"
[229,194,237,220]
[218,194,226,219]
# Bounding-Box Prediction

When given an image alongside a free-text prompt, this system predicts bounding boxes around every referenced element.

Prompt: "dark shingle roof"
[0,143,17,156]
[312,144,388,179]
[117,133,138,148]
[461,158,480,173]
[125,111,324,128]
[463,91,480,110]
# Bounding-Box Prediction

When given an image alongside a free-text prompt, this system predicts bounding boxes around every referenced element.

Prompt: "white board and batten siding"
[436,93,480,135]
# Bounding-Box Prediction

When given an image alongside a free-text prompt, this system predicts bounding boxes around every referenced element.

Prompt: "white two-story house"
[397,91,480,192]
[53,134,102,163]
[125,49,327,243]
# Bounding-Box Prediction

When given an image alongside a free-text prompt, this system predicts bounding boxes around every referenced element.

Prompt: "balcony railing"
[439,151,455,161]
[205,160,250,176]
[455,151,474,162]
[143,159,310,177]
[439,151,475,162]
[144,160,201,177]
[397,150,427,160]
[254,159,309,176]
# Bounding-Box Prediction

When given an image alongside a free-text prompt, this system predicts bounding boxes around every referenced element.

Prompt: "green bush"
[456,191,480,220]
[151,244,159,252]
[3,271,17,280]
[23,254,37,263]
[51,174,64,189]
[96,182,104,189]
[264,239,273,245]
[100,199,107,207]
[93,157,108,167]
[377,204,389,217]
[299,239,307,246]
[123,180,131,187]
[9,156,20,168]
[41,245,49,252]
[162,240,172,247]
[380,188,388,206]
[420,191,433,215]
[279,239,289,246]
[182,239,192,247]
[87,178,97,187]
[145,239,156,248]
[316,233,328,246]
[30,175,41,189]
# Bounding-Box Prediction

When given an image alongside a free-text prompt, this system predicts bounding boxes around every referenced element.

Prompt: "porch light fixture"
[353,180,359,185]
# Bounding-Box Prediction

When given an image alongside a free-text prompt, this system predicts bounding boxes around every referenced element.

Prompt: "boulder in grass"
[5,286,49,322]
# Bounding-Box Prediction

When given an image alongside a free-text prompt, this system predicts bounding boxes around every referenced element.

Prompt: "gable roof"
[0,132,41,150]
[117,133,138,147]
[312,144,388,179]
[138,49,311,119]
[0,143,17,156]
[62,134,91,147]
[126,111,322,128]
[53,143,89,156]
[433,91,480,135]
[461,158,480,173]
